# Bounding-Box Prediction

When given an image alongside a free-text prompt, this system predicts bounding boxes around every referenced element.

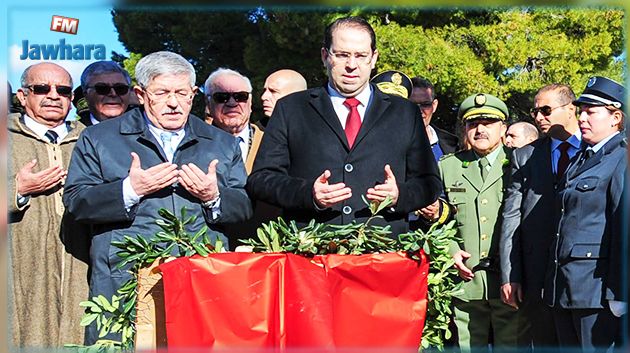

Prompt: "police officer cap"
[573,76,625,110]
[371,70,413,99]
[458,93,509,121]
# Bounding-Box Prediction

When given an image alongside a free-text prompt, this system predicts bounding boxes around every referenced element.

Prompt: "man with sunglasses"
[410,76,460,161]
[247,16,441,237]
[63,51,253,344]
[8,62,90,347]
[500,84,581,350]
[204,68,262,175]
[79,60,133,126]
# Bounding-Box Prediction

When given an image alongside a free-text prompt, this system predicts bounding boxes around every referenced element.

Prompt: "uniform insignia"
[446,187,466,193]
[474,94,486,106]
[587,77,597,87]
[392,72,402,85]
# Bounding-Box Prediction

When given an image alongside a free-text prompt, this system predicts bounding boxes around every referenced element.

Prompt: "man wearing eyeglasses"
[410,76,460,161]
[247,16,441,236]
[204,68,263,175]
[8,62,90,347]
[78,60,133,126]
[500,84,581,350]
[63,51,253,344]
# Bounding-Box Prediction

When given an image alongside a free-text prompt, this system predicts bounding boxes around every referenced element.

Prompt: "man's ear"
[134,86,145,104]
[16,88,27,107]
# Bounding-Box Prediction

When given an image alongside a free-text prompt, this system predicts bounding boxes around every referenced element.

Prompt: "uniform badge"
[474,94,486,106]
[392,72,402,85]
[587,77,597,87]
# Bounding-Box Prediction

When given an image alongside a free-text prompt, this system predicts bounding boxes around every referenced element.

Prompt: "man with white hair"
[205,68,263,174]
[63,52,253,344]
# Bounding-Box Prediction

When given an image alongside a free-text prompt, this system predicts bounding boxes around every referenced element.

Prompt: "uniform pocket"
[575,177,599,192]
[570,243,604,259]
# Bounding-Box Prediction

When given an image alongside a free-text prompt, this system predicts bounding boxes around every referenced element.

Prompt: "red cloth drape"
[160,251,429,349]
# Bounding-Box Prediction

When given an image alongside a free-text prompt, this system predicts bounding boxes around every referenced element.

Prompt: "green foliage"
[242,197,462,350]
[112,7,624,131]
[67,208,225,352]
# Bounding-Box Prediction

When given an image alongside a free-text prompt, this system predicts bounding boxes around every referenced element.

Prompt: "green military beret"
[371,70,413,99]
[458,93,509,122]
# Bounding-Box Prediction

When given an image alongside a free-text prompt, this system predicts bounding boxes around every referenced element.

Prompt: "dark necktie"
[479,157,489,181]
[576,148,594,170]
[343,97,361,148]
[556,142,570,178]
[45,130,59,144]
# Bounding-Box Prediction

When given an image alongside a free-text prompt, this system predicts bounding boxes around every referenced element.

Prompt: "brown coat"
[8,113,90,348]
[244,123,264,175]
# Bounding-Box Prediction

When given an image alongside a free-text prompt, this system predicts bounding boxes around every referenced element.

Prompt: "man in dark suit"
[246,16,441,236]
[77,61,134,126]
[410,76,459,160]
[500,84,581,350]
[544,76,626,352]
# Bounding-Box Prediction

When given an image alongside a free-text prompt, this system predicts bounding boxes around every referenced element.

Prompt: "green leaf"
[80,313,99,326]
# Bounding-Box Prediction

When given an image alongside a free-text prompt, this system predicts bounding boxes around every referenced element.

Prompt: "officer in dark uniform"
[544,76,627,352]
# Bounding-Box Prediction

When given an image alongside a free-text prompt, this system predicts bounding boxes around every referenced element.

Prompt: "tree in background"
[111,7,624,130]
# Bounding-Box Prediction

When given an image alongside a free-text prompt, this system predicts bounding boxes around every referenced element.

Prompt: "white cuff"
[122,177,141,211]
[609,300,627,317]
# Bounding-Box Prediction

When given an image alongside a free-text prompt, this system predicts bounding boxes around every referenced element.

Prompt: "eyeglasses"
[325,48,372,64]
[143,88,195,103]
[211,91,250,104]
[88,83,130,96]
[416,101,435,109]
[530,102,570,118]
[24,84,72,97]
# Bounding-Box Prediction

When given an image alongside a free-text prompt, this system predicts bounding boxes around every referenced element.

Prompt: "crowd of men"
[7,15,627,353]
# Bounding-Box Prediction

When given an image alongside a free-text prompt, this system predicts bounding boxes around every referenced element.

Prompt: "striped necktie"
[45,130,59,144]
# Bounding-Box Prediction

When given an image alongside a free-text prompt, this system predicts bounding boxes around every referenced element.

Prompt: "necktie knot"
[45,130,59,144]
[343,97,360,109]
[558,142,570,153]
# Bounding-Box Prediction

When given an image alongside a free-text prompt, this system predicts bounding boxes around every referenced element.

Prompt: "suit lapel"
[460,150,483,192]
[480,147,507,193]
[568,134,623,180]
[352,85,390,149]
[308,86,350,149]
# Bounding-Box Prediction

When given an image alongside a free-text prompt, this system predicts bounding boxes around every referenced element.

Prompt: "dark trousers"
[552,306,620,352]
[521,297,559,350]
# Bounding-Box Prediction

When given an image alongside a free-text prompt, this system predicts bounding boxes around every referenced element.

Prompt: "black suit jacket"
[500,137,559,299]
[433,125,459,155]
[246,84,442,236]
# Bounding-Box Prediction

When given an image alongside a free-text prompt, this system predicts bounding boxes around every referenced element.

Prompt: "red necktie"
[343,97,361,148]
[557,142,570,178]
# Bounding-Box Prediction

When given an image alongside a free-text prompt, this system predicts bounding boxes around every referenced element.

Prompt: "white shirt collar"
[23,114,69,142]
[590,131,620,153]
[90,113,101,125]
[326,83,372,128]
[427,125,439,145]
[236,124,251,162]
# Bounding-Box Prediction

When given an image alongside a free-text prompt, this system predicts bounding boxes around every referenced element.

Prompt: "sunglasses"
[417,101,434,109]
[25,84,72,97]
[88,83,130,96]
[530,102,570,118]
[212,91,250,104]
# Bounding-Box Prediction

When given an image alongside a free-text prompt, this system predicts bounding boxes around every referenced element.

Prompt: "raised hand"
[312,169,352,209]
[178,159,220,202]
[128,152,179,196]
[366,164,399,206]
[16,159,67,195]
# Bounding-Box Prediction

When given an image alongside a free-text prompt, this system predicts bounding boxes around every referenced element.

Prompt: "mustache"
[161,107,184,114]
[40,99,62,108]
[474,133,489,139]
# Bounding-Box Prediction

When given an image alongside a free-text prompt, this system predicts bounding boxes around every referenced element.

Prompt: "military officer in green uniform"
[419,93,524,352]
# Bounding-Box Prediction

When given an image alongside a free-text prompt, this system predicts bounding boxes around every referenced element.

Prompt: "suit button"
[481,199,488,205]
[554,260,558,264]
[344,163,354,173]
[481,234,488,240]
[342,205,352,215]
[556,233,560,237]
[480,216,487,223]
[481,251,487,258]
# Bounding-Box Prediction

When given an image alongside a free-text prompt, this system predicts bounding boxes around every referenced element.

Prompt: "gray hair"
[135,51,196,88]
[80,61,131,92]
[21,62,73,88]
[204,68,252,98]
